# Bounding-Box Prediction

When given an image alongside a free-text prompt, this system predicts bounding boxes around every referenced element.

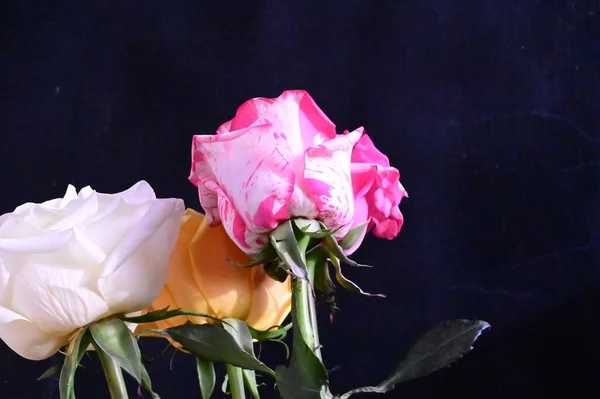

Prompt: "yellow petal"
[189,211,254,320]
[245,268,292,331]
[162,209,215,324]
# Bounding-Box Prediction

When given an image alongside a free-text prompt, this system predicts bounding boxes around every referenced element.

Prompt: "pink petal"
[342,195,370,255]
[266,90,337,158]
[189,124,295,255]
[349,131,407,242]
[302,129,364,238]
[230,97,276,131]
[350,131,391,167]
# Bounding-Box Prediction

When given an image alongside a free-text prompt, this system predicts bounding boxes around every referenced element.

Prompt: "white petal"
[77,186,95,200]
[0,306,66,360]
[0,230,72,253]
[104,180,157,205]
[11,263,110,334]
[47,190,98,231]
[71,227,106,264]
[58,185,79,208]
[0,256,9,304]
[98,198,184,313]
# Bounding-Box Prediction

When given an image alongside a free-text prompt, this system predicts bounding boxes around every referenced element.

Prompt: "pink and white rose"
[189,90,407,255]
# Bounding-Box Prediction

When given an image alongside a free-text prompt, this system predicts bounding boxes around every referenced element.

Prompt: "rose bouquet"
[0,90,489,398]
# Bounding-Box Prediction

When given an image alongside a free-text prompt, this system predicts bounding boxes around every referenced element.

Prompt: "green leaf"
[329,252,385,298]
[121,306,221,324]
[270,220,310,280]
[196,357,216,399]
[59,328,92,399]
[222,319,258,357]
[338,320,491,398]
[275,336,331,399]
[264,260,290,283]
[89,318,143,384]
[228,244,278,268]
[37,361,62,381]
[165,323,275,376]
[324,235,371,268]
[338,222,369,251]
[222,318,263,399]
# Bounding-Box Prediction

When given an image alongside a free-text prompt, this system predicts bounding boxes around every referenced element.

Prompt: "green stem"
[226,364,246,399]
[96,347,129,399]
[292,274,322,360]
[306,257,322,360]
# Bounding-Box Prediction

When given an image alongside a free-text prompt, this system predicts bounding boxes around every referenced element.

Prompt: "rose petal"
[0,230,72,253]
[190,124,295,254]
[350,132,391,167]
[163,210,218,324]
[98,198,184,313]
[188,212,254,320]
[11,263,110,334]
[45,190,98,231]
[229,97,275,131]
[266,90,337,157]
[349,132,408,241]
[342,195,370,256]
[110,180,157,205]
[245,269,292,331]
[0,306,66,360]
[0,257,9,304]
[302,129,363,238]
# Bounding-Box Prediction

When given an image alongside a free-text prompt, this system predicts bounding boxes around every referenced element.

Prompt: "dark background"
[1,1,599,398]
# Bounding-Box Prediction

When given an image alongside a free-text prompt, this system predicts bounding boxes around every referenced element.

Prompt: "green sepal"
[221,374,230,395]
[248,322,292,342]
[323,234,372,268]
[59,328,92,399]
[243,368,261,399]
[310,251,335,296]
[37,361,62,381]
[121,306,222,324]
[328,250,385,298]
[337,320,491,398]
[141,366,161,399]
[89,318,144,384]
[270,220,311,281]
[294,219,341,239]
[196,357,216,399]
[165,322,274,376]
[229,244,278,268]
[338,222,369,251]
[270,339,291,360]
[264,260,290,283]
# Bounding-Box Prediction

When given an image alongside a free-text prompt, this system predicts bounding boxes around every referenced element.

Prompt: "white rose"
[0,181,184,360]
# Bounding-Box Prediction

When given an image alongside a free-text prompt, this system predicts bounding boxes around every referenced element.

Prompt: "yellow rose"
[138,208,292,333]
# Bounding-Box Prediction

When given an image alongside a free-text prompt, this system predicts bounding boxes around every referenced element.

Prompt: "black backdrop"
[1,1,599,398]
